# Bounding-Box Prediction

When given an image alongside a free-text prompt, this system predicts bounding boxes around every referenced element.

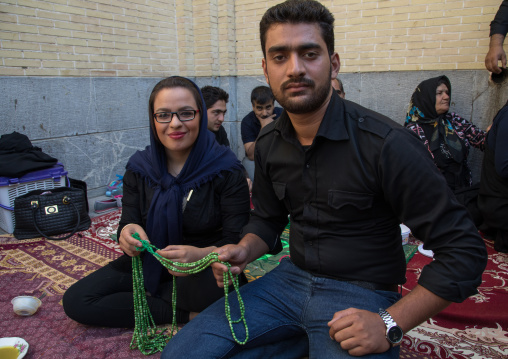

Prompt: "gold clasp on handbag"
[62,196,71,205]
[44,205,59,215]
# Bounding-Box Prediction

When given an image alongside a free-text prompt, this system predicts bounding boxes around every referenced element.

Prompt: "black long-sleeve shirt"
[118,167,250,249]
[243,92,487,303]
[485,102,508,179]
[213,126,230,147]
[490,0,508,37]
[479,102,508,231]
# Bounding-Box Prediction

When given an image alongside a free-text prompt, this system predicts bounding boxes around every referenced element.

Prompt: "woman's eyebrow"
[155,105,195,112]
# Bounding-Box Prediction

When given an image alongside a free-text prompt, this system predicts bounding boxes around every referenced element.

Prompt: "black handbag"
[68,177,89,212]
[13,187,91,240]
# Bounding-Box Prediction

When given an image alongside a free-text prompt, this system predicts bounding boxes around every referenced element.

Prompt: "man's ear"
[262,58,270,85]
[331,52,340,79]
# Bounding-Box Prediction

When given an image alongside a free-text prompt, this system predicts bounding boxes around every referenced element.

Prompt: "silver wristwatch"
[378,309,403,346]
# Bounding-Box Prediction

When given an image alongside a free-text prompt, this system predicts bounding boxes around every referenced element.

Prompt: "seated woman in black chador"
[478,101,508,253]
[405,75,486,225]
[63,77,250,327]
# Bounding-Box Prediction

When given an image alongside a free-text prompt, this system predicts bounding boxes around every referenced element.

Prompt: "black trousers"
[63,254,246,328]
[454,184,483,228]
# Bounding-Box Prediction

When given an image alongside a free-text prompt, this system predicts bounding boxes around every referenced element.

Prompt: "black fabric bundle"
[0,131,58,178]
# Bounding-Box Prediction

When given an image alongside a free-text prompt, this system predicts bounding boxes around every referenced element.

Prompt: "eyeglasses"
[153,110,199,123]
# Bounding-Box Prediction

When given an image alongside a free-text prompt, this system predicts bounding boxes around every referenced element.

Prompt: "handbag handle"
[30,195,82,240]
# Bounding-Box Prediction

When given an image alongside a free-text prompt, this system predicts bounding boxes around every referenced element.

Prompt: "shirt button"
[306,163,310,168]
[358,117,364,123]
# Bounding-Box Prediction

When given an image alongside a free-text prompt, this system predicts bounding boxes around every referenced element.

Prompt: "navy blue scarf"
[126,77,242,294]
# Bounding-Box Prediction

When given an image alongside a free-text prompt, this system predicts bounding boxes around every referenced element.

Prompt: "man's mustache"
[280,77,315,91]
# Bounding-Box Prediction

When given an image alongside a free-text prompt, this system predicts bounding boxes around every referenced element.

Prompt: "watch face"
[387,326,403,344]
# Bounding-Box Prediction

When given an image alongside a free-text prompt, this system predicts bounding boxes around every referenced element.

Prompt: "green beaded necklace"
[129,233,249,355]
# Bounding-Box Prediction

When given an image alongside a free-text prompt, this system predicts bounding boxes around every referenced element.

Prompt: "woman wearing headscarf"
[405,75,486,225]
[478,101,508,253]
[63,77,250,327]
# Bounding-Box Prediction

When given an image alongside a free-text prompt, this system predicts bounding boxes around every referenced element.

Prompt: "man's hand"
[118,224,148,257]
[328,308,390,356]
[211,244,250,287]
[259,113,277,128]
[485,34,506,74]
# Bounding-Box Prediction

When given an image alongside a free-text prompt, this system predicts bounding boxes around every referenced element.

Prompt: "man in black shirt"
[332,76,346,99]
[241,86,283,162]
[241,86,283,182]
[485,0,508,74]
[162,1,487,358]
[201,86,230,147]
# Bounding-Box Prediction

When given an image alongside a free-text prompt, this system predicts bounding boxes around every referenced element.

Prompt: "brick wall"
[326,0,500,73]
[0,0,178,77]
[180,0,237,77]
[0,0,503,77]
[1,0,506,196]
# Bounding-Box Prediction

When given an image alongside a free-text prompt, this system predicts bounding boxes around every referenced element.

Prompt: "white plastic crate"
[0,165,68,233]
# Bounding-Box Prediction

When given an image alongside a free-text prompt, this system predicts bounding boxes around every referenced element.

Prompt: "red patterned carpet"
[401,237,508,358]
[1,210,505,358]
[0,209,153,358]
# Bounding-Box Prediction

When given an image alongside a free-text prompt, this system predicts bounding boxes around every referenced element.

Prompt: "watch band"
[379,309,397,327]
[379,309,403,346]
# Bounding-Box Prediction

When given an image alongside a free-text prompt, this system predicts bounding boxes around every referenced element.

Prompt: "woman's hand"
[118,224,149,257]
[157,245,216,276]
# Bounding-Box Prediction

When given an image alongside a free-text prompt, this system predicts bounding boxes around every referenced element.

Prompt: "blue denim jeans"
[161,258,401,358]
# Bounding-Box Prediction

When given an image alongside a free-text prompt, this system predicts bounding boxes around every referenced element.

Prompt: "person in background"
[162,1,487,358]
[63,77,250,328]
[478,101,508,253]
[201,85,230,147]
[485,0,508,74]
[405,75,486,226]
[240,86,283,182]
[332,76,345,99]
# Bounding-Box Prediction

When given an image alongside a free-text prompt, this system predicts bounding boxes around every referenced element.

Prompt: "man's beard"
[271,67,331,115]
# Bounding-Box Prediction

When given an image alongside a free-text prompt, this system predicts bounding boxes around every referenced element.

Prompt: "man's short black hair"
[259,0,335,58]
[201,86,229,109]
[335,77,344,94]
[251,86,275,105]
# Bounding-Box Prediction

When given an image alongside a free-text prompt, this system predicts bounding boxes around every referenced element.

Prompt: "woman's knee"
[62,281,90,323]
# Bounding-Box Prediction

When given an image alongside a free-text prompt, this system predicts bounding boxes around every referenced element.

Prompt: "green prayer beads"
[129,233,249,355]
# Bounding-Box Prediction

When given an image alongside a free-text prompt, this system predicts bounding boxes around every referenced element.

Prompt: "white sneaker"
[418,244,434,258]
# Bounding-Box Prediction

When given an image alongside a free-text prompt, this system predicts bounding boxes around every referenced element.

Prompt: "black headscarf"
[405,75,464,163]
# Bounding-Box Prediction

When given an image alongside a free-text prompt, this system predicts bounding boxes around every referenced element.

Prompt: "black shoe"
[494,230,508,253]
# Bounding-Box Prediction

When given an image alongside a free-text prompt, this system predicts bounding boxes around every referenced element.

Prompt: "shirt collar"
[274,91,349,144]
